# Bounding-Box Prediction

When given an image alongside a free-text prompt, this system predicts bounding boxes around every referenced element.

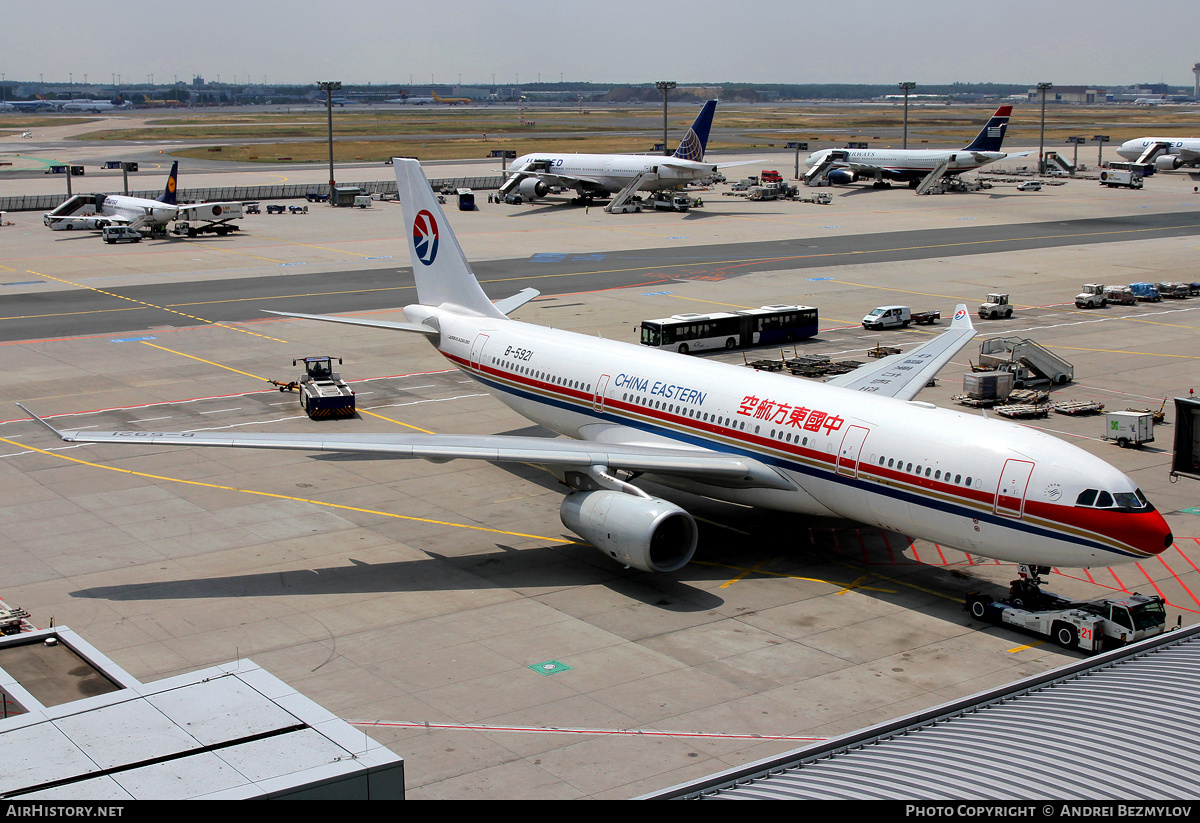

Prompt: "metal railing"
[0,176,505,212]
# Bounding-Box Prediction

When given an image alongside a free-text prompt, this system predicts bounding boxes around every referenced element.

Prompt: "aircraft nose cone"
[1144,511,1174,557]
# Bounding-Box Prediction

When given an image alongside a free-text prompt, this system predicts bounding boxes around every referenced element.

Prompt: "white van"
[102,225,142,244]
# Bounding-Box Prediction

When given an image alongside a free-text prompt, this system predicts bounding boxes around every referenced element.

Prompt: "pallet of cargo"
[867,344,901,358]
[951,393,1002,407]
[994,404,1048,419]
[1050,400,1105,415]
[1007,389,1049,405]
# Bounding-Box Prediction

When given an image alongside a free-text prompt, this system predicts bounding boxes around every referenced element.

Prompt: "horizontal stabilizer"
[262,310,438,335]
[824,305,975,400]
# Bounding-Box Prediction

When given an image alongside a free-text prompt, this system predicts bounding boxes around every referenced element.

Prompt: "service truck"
[294,356,356,419]
[967,587,1167,654]
[1074,284,1107,309]
[978,293,1014,319]
[861,306,939,329]
[646,193,691,212]
[1102,410,1154,449]
[1098,169,1143,189]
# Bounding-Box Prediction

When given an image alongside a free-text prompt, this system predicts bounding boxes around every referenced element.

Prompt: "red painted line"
[933,544,948,565]
[1135,562,1168,601]
[832,529,843,555]
[1109,567,1130,593]
[1084,568,1097,584]
[1176,545,1200,575]
[909,539,921,564]
[857,529,869,563]
[880,530,896,564]
[1157,554,1200,611]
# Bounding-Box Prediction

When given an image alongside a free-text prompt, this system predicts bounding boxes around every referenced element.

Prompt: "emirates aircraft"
[498,99,743,201]
[24,159,1174,583]
[804,106,1019,188]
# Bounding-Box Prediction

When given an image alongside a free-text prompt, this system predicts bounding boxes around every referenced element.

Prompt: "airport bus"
[457,188,476,211]
[640,304,818,353]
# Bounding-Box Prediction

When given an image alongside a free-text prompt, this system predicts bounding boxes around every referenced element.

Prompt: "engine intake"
[518,178,549,198]
[827,168,858,185]
[560,490,697,573]
[1155,154,1182,171]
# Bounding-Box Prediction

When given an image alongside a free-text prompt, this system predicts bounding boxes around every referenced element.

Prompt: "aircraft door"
[994,459,1035,518]
[593,374,610,412]
[469,333,489,370]
[837,425,870,478]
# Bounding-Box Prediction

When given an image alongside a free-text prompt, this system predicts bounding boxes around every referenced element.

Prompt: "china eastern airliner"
[23,159,1173,582]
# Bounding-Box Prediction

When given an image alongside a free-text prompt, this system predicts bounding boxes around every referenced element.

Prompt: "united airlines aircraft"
[24,159,1174,584]
[498,100,742,201]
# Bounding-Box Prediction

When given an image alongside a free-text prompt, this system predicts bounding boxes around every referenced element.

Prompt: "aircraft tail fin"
[156,161,179,205]
[394,158,505,317]
[672,100,717,161]
[962,106,1012,152]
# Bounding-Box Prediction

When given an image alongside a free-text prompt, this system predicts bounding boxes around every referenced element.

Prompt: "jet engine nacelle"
[559,490,697,573]
[518,178,550,198]
[1155,154,1183,171]
[827,168,858,185]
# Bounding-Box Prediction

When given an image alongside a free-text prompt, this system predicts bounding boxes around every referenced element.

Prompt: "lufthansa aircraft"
[498,99,742,201]
[804,106,1018,188]
[43,162,182,231]
[25,159,1173,582]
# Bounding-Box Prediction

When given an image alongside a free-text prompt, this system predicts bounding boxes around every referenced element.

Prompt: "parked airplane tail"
[672,99,718,162]
[962,106,1012,152]
[156,161,179,205]
[394,158,506,318]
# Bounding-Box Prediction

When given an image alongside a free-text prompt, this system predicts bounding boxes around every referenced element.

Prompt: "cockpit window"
[1076,488,1152,511]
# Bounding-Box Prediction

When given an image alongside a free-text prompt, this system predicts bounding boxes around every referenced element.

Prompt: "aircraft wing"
[822,305,976,401]
[513,170,605,189]
[21,406,793,491]
[1177,148,1200,164]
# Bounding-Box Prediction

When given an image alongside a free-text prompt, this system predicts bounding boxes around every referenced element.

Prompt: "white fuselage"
[1116,137,1200,161]
[510,152,718,194]
[404,304,1171,570]
[43,194,177,231]
[806,148,1006,182]
[59,100,131,112]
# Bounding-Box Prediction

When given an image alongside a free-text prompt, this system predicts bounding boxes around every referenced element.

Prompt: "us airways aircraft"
[804,106,1018,188]
[1115,136,1200,170]
[498,99,742,202]
[24,159,1173,582]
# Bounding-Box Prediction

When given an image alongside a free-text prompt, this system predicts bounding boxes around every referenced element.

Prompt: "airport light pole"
[1093,134,1110,168]
[656,81,676,156]
[318,81,341,203]
[898,81,916,149]
[1037,82,1052,174]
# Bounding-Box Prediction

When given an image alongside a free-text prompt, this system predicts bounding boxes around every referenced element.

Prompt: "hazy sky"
[6,0,1199,89]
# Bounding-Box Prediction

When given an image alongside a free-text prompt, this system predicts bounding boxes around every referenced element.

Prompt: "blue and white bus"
[640,304,819,354]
